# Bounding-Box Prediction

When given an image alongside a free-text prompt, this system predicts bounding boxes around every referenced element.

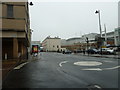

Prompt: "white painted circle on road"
[74,61,102,66]
[82,68,102,71]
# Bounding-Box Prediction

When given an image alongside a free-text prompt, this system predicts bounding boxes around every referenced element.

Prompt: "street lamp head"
[95,10,99,14]
[29,2,33,6]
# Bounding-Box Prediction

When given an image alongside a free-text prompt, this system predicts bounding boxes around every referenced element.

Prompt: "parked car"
[74,50,82,53]
[87,49,98,54]
[98,48,115,55]
[63,50,72,54]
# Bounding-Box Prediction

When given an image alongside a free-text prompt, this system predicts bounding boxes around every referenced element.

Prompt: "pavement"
[2,53,38,80]
[2,59,28,80]
[2,60,18,79]
[74,52,120,59]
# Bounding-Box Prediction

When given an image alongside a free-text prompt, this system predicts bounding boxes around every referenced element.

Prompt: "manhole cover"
[74,61,102,66]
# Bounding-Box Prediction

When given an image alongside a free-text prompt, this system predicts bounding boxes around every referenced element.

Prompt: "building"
[42,36,61,52]
[61,37,85,51]
[82,33,98,41]
[66,37,84,45]
[1,1,31,60]
[82,33,99,49]
[102,31,115,46]
[114,27,120,46]
[61,33,99,51]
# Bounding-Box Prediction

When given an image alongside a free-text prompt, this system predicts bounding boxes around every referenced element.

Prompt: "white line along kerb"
[14,62,29,70]
[59,61,68,67]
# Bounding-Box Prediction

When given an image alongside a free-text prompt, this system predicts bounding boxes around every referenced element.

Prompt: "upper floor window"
[7,5,14,18]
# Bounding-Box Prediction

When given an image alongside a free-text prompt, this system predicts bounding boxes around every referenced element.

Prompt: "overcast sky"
[29,0,119,42]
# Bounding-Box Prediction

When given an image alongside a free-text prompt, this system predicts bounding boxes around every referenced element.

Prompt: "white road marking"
[82,68,102,71]
[14,62,29,70]
[82,66,120,71]
[104,60,113,63]
[103,66,120,70]
[94,85,102,89]
[59,61,68,67]
[74,61,102,66]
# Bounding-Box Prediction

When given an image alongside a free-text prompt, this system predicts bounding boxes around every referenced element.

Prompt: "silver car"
[98,48,115,54]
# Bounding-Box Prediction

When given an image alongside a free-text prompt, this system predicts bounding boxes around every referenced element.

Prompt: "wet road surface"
[2,52,119,88]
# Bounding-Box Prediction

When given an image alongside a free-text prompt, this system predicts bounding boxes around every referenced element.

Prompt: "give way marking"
[82,66,120,71]
[59,61,68,67]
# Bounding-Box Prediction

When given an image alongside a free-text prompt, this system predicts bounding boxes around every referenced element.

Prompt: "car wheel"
[107,52,110,55]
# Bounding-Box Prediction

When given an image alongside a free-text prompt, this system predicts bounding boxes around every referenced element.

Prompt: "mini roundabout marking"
[74,61,102,66]
[59,61,120,71]
[73,61,103,71]
[74,61,120,71]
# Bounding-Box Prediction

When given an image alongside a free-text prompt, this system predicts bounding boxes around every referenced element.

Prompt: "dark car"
[63,50,72,54]
[87,49,98,54]
[74,50,82,53]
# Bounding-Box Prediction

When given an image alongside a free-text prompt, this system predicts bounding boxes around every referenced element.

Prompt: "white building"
[61,33,99,50]
[102,31,114,46]
[61,39,67,46]
[42,36,61,52]
[82,33,99,43]
[114,28,120,46]
[66,37,84,45]
[62,33,98,44]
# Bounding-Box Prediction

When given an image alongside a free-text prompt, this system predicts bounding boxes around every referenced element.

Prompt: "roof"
[66,37,82,41]
[42,36,61,42]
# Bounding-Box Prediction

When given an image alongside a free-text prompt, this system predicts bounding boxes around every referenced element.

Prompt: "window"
[7,5,14,18]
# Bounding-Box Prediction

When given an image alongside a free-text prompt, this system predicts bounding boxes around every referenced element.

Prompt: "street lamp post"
[95,10,102,55]
[86,37,89,55]
[104,24,107,46]
[95,10,102,37]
